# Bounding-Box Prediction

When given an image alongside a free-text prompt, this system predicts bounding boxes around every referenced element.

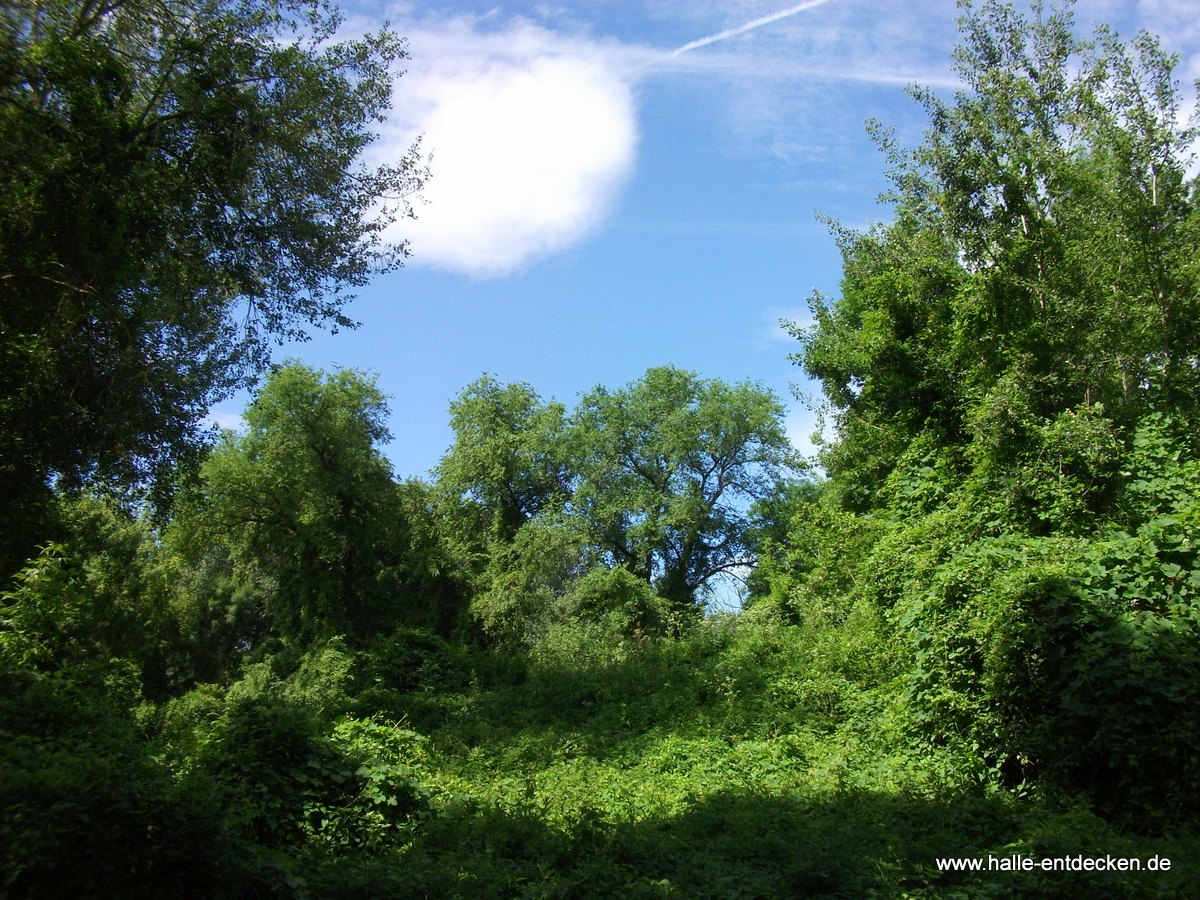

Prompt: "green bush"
[0,655,243,897]
[197,697,432,853]
[888,513,1200,823]
[562,565,676,639]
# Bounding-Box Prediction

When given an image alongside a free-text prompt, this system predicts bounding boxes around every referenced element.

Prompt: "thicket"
[763,0,1200,829]
[3,0,1200,896]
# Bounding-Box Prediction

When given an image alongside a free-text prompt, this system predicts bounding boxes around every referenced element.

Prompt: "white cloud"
[367,1,1194,278]
[375,18,640,277]
[667,0,838,58]
[367,4,957,279]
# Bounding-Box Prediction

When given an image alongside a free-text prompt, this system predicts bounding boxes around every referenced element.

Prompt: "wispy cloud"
[363,2,971,278]
[372,3,940,278]
[667,0,837,57]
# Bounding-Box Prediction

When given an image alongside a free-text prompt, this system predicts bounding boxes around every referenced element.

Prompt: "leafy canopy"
[437,375,572,547]
[171,363,404,643]
[776,0,1200,821]
[439,366,797,620]
[0,0,424,566]
[790,0,1200,522]
[572,366,797,608]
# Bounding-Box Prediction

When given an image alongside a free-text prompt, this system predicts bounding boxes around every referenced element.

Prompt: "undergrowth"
[339,611,1198,899]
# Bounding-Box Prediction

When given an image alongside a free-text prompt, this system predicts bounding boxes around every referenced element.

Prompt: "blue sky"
[209,0,1200,480]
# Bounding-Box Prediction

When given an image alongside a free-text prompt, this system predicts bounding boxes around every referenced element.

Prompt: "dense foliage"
[0,0,424,574]
[3,0,1199,896]
[439,366,795,644]
[770,0,1200,827]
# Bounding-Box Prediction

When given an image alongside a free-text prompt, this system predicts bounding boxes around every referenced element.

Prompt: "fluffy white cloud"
[365,4,969,278]
[376,19,639,277]
[369,2,1194,279]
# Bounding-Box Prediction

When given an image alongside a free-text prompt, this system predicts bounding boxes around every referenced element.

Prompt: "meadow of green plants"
[4,0,1200,896]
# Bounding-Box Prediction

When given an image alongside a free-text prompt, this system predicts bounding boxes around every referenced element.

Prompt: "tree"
[778,0,1200,818]
[571,366,796,609]
[791,0,1200,524]
[170,363,404,643]
[432,368,796,636]
[436,375,572,548]
[0,0,424,572]
[0,494,178,698]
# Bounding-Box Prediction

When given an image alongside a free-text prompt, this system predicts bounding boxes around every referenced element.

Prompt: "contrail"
[668,0,837,57]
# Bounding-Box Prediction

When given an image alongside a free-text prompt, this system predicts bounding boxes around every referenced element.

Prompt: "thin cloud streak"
[667,0,838,57]
[652,50,961,90]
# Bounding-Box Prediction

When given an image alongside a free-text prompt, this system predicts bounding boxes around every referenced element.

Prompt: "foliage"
[169,363,409,644]
[468,514,589,649]
[0,0,425,574]
[6,2,1200,893]
[195,696,431,855]
[353,627,471,719]
[0,537,244,897]
[571,366,797,609]
[440,366,796,639]
[773,0,1200,827]
[437,375,572,548]
[0,496,179,698]
[0,690,241,898]
[790,0,1200,518]
[560,564,676,640]
[392,478,473,635]
[359,611,1196,899]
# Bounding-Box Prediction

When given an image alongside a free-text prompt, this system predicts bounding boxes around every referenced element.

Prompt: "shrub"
[562,566,676,639]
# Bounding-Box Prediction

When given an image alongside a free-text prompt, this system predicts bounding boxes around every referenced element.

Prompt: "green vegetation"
[0,0,425,573]
[3,0,1199,896]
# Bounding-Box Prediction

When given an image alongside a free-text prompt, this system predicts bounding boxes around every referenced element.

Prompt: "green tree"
[791,0,1200,524]
[170,363,405,644]
[434,376,579,644]
[778,0,1200,820]
[743,478,824,606]
[0,0,424,573]
[437,375,572,548]
[0,495,177,699]
[571,366,795,610]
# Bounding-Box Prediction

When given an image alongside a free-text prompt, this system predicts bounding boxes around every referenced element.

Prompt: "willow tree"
[170,364,403,644]
[571,366,796,609]
[436,375,572,549]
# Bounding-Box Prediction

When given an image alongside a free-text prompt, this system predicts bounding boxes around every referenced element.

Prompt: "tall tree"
[777,0,1200,816]
[0,0,424,571]
[170,363,404,643]
[791,0,1200,524]
[571,366,795,609]
[436,375,572,548]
